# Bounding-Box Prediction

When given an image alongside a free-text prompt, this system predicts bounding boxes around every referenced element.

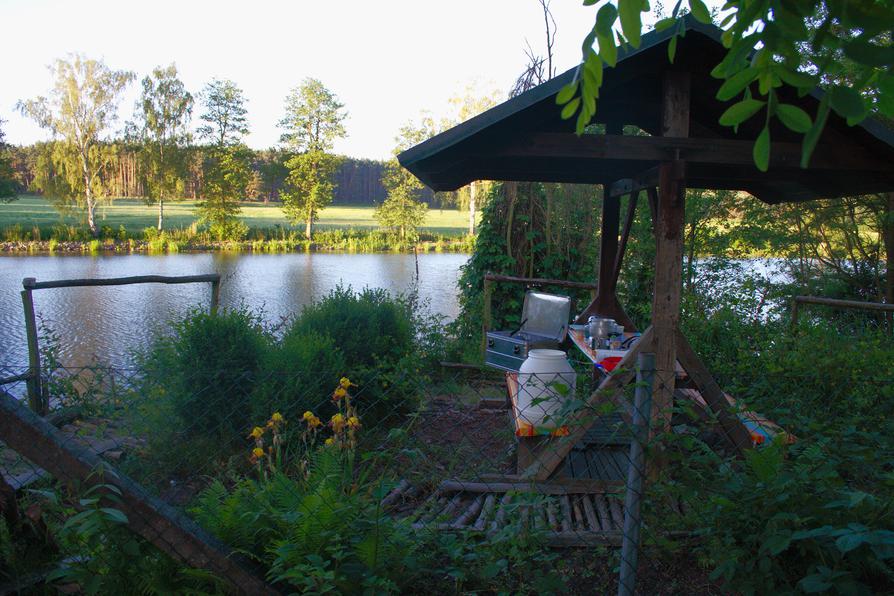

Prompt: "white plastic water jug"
[516,349,576,429]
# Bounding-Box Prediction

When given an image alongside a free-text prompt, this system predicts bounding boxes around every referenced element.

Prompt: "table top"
[567,327,685,376]
[567,328,628,365]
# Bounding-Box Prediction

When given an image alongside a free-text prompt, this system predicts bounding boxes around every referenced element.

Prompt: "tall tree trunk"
[469,181,477,235]
[81,149,98,238]
[157,199,165,232]
[305,207,313,240]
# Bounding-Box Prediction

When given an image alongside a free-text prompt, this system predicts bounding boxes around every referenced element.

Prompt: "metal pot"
[589,317,617,340]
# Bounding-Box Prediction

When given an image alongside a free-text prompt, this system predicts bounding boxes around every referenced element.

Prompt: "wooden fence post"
[210,277,221,314]
[20,278,46,415]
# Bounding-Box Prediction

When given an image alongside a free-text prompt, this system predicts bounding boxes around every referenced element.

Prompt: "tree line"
[2,56,487,241]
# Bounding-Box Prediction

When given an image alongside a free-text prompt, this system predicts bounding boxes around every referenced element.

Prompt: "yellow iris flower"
[248,426,264,440]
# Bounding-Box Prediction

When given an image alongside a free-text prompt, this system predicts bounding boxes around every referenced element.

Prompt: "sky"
[0,0,629,159]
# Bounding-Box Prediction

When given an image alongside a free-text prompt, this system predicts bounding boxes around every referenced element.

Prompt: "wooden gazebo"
[399,17,894,484]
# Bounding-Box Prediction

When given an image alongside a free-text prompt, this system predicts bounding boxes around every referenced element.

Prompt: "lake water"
[0,252,469,370]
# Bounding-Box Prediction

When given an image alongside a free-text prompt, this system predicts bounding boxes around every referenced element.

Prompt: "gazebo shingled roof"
[398,17,894,204]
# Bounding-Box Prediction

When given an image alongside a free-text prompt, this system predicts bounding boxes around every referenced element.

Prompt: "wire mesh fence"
[1,351,893,594]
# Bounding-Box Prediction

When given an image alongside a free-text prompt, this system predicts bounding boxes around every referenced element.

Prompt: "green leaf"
[561,98,581,120]
[668,34,678,63]
[718,99,765,126]
[761,531,791,555]
[655,17,676,32]
[716,67,757,100]
[835,531,870,554]
[584,52,604,86]
[595,3,618,37]
[799,573,833,593]
[576,108,592,134]
[583,0,599,5]
[556,82,578,106]
[689,0,711,24]
[843,39,894,68]
[753,126,770,172]
[776,104,812,133]
[100,507,129,524]
[778,67,818,91]
[599,34,618,67]
[618,0,643,48]
[880,74,894,97]
[828,86,866,120]
[801,95,831,168]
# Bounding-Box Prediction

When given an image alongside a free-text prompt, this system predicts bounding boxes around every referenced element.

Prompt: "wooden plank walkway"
[408,480,628,546]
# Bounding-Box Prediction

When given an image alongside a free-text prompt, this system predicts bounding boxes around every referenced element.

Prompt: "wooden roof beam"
[494,132,891,172]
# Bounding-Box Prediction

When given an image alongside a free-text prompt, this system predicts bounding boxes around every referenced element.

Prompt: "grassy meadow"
[1,195,475,237]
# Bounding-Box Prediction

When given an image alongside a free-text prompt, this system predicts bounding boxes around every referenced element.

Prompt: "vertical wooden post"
[651,71,690,435]
[597,192,621,305]
[482,274,493,359]
[21,278,45,415]
[210,277,221,314]
[596,121,624,307]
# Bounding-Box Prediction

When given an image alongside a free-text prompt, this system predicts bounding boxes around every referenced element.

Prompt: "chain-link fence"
[2,347,893,594]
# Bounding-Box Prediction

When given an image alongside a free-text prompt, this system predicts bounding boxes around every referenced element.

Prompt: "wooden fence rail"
[791,295,894,331]
[0,388,276,594]
[20,274,221,415]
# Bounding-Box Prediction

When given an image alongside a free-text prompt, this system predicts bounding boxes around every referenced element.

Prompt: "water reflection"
[0,252,468,369]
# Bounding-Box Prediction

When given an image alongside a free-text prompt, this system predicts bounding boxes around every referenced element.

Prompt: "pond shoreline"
[0,238,473,255]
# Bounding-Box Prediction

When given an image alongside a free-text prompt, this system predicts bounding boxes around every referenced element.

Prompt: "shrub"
[680,437,894,594]
[285,286,420,423]
[289,286,413,370]
[144,307,269,440]
[252,331,346,425]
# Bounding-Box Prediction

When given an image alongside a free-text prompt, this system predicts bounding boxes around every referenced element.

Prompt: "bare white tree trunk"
[81,147,98,238]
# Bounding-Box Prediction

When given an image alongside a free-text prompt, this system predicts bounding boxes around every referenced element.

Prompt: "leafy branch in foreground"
[560,1,894,171]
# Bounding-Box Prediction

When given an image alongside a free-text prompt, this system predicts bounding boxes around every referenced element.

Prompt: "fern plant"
[192,445,415,593]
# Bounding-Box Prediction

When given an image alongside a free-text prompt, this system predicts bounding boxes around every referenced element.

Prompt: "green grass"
[0,195,475,237]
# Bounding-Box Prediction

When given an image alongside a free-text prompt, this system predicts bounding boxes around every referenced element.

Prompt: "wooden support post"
[598,191,621,303]
[21,278,45,415]
[674,329,752,453]
[0,388,276,595]
[210,278,221,314]
[646,187,658,233]
[651,71,690,435]
[576,121,635,328]
[523,327,654,481]
[613,191,639,284]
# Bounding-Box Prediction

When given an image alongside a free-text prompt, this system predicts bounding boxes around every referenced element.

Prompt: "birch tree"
[197,79,249,147]
[134,64,193,231]
[279,78,347,240]
[18,55,133,236]
[449,86,502,235]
